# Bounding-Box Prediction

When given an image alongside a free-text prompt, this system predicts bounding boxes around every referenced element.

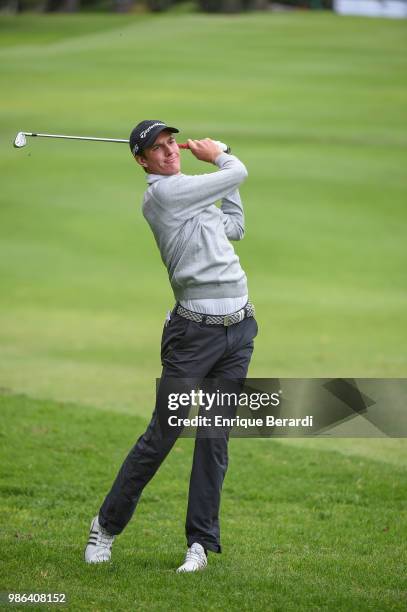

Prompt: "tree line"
[1,0,332,13]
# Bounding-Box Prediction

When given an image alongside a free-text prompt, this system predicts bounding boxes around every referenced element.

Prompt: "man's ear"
[135,154,148,170]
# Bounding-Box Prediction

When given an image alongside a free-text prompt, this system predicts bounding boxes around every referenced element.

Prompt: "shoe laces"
[97,526,114,549]
[185,545,205,565]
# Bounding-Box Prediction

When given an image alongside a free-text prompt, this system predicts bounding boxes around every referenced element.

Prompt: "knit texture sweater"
[142,152,248,301]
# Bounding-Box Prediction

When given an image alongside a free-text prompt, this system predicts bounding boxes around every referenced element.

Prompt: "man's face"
[136,130,181,175]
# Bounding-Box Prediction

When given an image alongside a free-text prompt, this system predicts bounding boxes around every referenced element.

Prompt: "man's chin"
[163,164,180,175]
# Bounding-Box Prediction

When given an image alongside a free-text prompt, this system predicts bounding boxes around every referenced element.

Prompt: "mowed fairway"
[0,11,406,611]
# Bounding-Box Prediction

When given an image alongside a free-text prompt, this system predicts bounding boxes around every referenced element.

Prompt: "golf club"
[13,131,231,153]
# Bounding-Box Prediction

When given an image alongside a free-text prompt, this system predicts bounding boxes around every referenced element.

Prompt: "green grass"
[0,14,148,46]
[1,13,407,413]
[1,12,407,610]
[1,392,406,611]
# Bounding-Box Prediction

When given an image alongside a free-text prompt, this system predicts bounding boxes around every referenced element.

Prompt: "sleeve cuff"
[214,152,232,167]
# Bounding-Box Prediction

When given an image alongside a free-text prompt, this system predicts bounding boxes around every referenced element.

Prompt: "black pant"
[99,309,257,553]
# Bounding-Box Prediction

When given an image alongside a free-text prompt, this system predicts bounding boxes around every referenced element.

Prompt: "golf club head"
[14,132,27,148]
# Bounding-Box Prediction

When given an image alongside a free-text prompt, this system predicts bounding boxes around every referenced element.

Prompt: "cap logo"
[132,143,139,154]
[140,122,166,140]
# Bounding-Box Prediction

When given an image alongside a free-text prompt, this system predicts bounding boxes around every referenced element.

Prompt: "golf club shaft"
[22,132,128,144]
[17,132,230,152]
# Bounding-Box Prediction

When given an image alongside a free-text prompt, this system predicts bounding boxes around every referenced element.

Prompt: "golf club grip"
[178,141,231,154]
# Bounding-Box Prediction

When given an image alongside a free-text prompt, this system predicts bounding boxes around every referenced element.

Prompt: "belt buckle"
[223,310,244,327]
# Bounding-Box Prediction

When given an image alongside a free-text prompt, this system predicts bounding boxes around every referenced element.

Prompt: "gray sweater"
[142,152,249,301]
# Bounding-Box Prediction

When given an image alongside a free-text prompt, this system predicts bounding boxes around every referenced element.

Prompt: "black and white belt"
[176,301,255,327]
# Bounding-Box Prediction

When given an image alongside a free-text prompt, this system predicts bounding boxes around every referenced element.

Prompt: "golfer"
[85,120,257,572]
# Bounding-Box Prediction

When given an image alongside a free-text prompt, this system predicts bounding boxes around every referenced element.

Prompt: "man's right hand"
[187,138,223,164]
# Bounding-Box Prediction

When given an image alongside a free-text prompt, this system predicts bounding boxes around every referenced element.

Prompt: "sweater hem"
[174,279,248,301]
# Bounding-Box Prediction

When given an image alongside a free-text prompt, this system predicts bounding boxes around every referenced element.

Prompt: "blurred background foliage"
[0,0,333,15]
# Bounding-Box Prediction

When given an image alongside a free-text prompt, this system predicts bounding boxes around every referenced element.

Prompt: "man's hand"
[187,138,223,164]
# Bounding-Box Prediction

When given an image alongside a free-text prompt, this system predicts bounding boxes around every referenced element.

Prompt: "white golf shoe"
[84,515,115,564]
[176,542,208,573]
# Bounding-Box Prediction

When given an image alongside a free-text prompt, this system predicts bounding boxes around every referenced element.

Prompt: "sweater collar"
[147,173,181,185]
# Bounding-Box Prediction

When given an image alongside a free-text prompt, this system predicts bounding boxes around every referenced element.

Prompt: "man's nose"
[164,144,175,155]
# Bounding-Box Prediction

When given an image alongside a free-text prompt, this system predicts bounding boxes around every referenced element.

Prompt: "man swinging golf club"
[84,120,258,573]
